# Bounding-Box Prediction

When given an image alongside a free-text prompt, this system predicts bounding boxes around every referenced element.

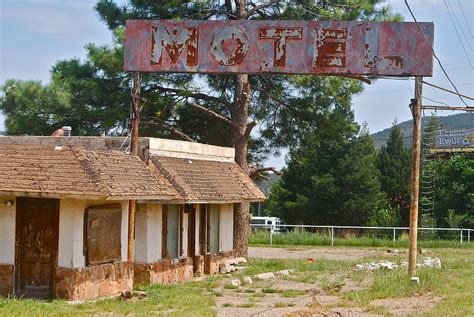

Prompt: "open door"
[15,197,59,299]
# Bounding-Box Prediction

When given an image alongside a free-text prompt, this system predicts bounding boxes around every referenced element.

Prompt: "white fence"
[250,224,474,246]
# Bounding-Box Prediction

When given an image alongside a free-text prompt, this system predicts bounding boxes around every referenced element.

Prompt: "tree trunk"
[231,0,252,258]
[231,72,251,257]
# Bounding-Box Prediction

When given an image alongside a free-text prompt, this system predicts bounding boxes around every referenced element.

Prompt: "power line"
[361,82,474,95]
[404,0,471,107]
[422,80,474,101]
[422,96,450,107]
[445,0,474,52]
[457,0,474,38]
[443,0,473,66]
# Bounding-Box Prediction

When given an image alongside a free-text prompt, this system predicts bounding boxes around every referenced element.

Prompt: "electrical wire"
[445,0,474,52]
[457,0,474,38]
[404,0,471,107]
[443,0,473,65]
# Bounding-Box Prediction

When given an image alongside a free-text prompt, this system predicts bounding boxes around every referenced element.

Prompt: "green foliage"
[367,207,400,227]
[377,124,411,225]
[425,155,474,228]
[267,121,387,226]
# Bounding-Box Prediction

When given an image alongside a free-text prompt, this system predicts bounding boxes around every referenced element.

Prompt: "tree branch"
[243,0,282,19]
[249,166,282,179]
[145,118,196,143]
[190,102,237,128]
[243,121,257,141]
[153,86,233,108]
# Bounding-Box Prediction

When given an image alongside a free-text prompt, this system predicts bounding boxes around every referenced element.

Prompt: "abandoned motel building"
[0,136,265,301]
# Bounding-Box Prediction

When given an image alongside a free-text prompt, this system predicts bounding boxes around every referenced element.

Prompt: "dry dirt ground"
[248,246,384,261]
[214,247,439,317]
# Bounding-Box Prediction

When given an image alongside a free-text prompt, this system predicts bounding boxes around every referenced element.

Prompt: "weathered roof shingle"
[0,144,180,200]
[150,155,266,202]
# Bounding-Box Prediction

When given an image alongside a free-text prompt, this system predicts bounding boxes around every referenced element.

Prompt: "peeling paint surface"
[124,20,434,76]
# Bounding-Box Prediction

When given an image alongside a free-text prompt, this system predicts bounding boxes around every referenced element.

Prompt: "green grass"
[249,231,474,248]
[281,290,307,298]
[342,248,474,316]
[0,276,220,317]
[1,248,472,316]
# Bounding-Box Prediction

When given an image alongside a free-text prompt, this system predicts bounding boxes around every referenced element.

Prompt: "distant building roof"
[0,144,181,200]
[150,155,266,203]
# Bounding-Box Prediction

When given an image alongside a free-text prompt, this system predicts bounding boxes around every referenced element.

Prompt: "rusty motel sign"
[124,20,434,76]
[124,19,435,275]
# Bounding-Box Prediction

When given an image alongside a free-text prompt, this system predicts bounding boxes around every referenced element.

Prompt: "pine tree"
[267,119,387,226]
[377,123,412,226]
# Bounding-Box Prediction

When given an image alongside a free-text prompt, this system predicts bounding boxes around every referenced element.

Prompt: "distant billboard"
[435,129,474,149]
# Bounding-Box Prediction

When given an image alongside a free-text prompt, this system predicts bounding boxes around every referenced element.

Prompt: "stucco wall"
[0,196,16,265]
[219,204,234,252]
[58,199,129,268]
[135,203,162,263]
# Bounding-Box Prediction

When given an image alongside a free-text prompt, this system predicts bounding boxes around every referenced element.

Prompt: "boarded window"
[166,205,180,259]
[84,204,122,265]
[209,205,219,254]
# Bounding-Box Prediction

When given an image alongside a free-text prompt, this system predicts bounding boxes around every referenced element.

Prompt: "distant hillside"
[371,113,474,148]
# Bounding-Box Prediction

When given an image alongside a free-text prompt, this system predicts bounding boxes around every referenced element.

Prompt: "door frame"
[15,197,60,298]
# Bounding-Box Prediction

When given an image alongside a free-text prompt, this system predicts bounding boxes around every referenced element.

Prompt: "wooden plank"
[15,197,59,299]
[85,204,122,266]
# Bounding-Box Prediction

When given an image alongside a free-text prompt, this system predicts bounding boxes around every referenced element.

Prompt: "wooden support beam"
[408,76,423,276]
[128,72,141,262]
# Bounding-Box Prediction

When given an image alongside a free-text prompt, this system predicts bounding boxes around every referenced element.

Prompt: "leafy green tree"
[377,123,411,226]
[425,155,474,228]
[0,0,400,256]
[267,118,387,226]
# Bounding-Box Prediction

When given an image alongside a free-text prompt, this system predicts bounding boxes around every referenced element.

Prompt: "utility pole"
[128,72,141,262]
[408,76,423,276]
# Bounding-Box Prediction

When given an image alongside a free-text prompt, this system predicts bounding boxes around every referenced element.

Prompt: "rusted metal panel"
[16,198,59,299]
[124,20,434,76]
[85,204,122,265]
[435,129,474,149]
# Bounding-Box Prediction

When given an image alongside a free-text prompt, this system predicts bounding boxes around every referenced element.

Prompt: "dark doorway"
[15,197,59,299]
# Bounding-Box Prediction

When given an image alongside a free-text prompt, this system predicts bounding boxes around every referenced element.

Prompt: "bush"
[368,207,400,227]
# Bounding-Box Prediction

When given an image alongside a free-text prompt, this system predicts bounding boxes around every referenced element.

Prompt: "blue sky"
[1,0,473,167]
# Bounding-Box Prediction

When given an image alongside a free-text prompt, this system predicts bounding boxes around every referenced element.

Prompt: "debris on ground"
[307,257,315,263]
[227,279,241,288]
[219,257,248,274]
[355,260,398,271]
[119,291,147,302]
[420,257,442,269]
[275,269,293,277]
[357,257,442,271]
[386,249,407,254]
[255,272,276,280]
[243,276,253,285]
[401,257,441,269]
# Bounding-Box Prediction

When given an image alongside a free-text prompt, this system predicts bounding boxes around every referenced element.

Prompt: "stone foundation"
[0,264,14,296]
[134,258,193,285]
[204,251,235,275]
[55,261,133,301]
